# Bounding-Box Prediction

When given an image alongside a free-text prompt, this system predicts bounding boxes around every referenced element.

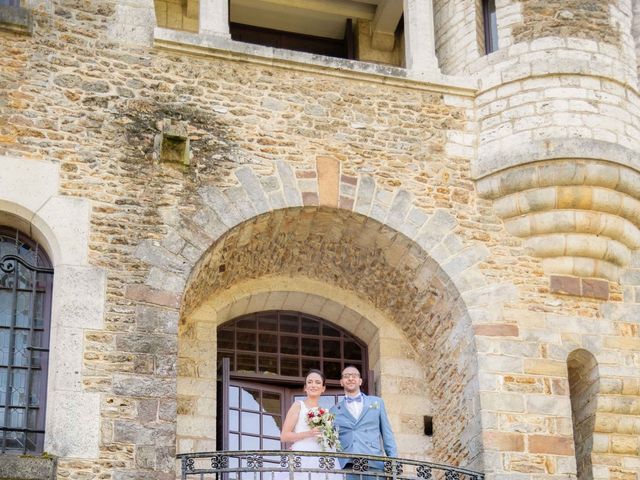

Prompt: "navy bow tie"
[346,395,362,403]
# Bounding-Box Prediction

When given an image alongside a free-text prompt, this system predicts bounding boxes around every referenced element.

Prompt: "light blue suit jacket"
[330,394,397,470]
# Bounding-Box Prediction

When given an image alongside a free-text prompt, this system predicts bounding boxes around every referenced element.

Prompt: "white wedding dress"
[285,401,341,480]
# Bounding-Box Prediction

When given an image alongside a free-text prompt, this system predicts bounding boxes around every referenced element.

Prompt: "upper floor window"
[482,0,498,54]
[154,0,405,66]
[0,227,53,454]
[229,19,355,60]
[0,1,21,6]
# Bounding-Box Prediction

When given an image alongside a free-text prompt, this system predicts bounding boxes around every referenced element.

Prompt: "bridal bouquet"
[306,407,341,451]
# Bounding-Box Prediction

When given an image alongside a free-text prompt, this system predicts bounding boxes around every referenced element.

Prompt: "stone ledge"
[473,138,640,180]
[0,5,32,35]
[0,455,56,480]
[153,27,477,97]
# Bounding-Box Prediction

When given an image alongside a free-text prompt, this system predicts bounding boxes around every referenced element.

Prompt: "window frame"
[217,310,368,386]
[482,0,498,54]
[0,227,53,454]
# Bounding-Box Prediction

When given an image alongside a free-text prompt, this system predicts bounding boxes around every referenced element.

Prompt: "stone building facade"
[0,0,639,479]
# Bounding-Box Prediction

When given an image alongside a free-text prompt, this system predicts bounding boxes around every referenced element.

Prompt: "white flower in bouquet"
[306,407,341,451]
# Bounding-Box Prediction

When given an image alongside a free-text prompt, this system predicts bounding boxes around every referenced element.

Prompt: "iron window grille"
[0,227,53,454]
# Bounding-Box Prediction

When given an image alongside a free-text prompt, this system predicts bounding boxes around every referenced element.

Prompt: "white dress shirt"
[345,394,363,419]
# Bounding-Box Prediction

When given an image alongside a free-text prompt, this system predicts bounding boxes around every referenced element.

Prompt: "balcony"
[178,451,484,480]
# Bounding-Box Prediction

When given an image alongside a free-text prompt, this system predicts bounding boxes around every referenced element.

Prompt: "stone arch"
[134,162,509,469]
[567,349,598,480]
[0,155,106,459]
[141,163,494,315]
[178,277,430,451]
[175,199,488,468]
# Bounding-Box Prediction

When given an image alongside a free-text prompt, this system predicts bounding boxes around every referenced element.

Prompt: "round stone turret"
[435,0,640,283]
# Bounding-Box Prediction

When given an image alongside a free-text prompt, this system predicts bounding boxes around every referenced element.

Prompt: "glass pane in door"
[292,391,344,409]
[227,382,284,451]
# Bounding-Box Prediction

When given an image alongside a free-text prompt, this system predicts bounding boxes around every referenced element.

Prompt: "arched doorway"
[178,207,481,466]
[216,310,369,451]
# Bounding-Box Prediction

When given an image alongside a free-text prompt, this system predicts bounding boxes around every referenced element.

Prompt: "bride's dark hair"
[304,369,326,386]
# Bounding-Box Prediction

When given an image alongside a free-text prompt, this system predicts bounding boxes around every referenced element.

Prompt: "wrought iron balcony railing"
[178,450,484,480]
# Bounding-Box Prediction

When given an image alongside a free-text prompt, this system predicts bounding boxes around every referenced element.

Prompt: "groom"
[330,366,397,477]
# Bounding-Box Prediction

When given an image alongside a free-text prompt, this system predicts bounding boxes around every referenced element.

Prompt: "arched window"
[568,349,598,479]
[217,311,368,450]
[0,227,53,454]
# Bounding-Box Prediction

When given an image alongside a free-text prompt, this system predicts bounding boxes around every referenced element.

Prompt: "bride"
[280,369,340,479]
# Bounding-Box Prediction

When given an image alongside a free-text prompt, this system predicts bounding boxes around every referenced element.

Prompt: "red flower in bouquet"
[306,407,341,451]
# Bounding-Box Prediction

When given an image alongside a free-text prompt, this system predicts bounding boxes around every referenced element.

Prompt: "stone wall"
[511,0,620,46]
[474,56,640,160]
[433,0,482,75]
[2,1,640,480]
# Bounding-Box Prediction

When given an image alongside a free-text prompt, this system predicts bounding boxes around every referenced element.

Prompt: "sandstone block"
[484,431,525,452]
[528,435,574,455]
[524,359,567,376]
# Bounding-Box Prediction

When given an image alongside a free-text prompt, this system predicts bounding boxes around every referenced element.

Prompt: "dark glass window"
[0,0,20,6]
[0,227,53,454]
[218,311,366,383]
[229,21,355,60]
[483,0,498,54]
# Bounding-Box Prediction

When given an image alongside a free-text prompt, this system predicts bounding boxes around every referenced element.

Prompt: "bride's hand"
[307,427,321,438]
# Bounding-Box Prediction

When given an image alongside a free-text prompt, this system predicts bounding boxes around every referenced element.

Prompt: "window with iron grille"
[0,227,53,454]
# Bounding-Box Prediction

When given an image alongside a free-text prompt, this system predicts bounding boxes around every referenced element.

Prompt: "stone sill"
[153,27,477,97]
[0,455,57,480]
[0,5,32,35]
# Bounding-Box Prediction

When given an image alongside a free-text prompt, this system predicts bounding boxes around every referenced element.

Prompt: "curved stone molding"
[474,138,640,181]
[476,158,640,281]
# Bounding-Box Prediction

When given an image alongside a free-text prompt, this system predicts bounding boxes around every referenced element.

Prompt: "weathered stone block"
[113,374,177,398]
[0,455,56,480]
[0,4,32,34]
